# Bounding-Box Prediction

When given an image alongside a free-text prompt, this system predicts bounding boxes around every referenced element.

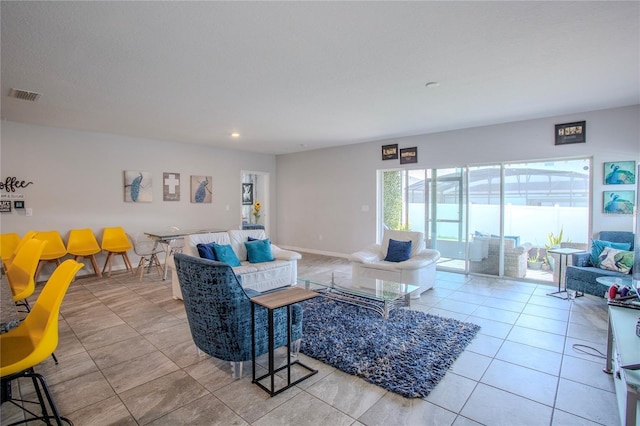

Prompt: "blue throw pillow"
[196,242,217,261]
[212,244,241,267]
[384,239,412,262]
[245,239,274,264]
[590,239,631,266]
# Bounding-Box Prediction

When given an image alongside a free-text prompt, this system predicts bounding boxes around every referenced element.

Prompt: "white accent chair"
[348,230,440,298]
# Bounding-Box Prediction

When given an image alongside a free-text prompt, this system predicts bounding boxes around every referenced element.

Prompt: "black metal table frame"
[251,303,317,397]
[547,249,585,300]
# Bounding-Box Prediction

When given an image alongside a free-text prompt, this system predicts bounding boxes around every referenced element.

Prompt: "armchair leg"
[291,338,301,356]
[230,361,243,380]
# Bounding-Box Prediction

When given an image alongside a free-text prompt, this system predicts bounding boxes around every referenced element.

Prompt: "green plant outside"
[383,171,403,230]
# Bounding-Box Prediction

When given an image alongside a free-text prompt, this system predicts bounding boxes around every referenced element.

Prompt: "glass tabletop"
[596,275,633,287]
[297,271,419,302]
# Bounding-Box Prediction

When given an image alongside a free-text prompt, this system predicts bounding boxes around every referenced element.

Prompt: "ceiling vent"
[8,88,41,102]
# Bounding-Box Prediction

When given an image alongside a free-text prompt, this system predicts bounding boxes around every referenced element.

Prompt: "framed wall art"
[603,190,635,214]
[604,161,636,185]
[382,144,398,160]
[163,172,180,201]
[400,147,418,164]
[124,171,152,203]
[242,183,253,205]
[554,121,586,145]
[0,201,11,212]
[191,175,212,203]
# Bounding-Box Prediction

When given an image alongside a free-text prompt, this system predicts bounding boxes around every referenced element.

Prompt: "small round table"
[596,275,633,291]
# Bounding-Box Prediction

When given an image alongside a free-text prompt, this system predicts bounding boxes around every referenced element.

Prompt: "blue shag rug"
[300,297,481,398]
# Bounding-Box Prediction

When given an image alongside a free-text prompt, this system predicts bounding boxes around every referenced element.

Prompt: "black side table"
[250,287,318,397]
[547,248,585,300]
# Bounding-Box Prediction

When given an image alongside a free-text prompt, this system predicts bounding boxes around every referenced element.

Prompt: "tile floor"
[2,253,619,426]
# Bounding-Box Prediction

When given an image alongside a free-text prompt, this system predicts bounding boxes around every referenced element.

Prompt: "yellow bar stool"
[2,231,36,271]
[1,233,20,269]
[33,231,68,283]
[100,227,134,277]
[6,238,48,312]
[66,228,102,278]
[1,259,83,426]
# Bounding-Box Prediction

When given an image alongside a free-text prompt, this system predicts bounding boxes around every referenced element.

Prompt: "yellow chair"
[1,232,20,267]
[1,259,83,425]
[66,228,102,278]
[101,227,134,277]
[6,238,48,312]
[2,231,36,270]
[34,231,68,283]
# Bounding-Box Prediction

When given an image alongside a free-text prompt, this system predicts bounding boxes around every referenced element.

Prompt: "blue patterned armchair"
[173,253,303,379]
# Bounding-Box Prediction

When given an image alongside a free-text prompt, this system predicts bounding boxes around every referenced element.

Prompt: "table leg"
[604,313,613,374]
[547,253,569,300]
[269,308,275,395]
[251,303,256,382]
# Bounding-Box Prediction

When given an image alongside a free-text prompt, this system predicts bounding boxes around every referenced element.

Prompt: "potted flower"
[528,248,544,270]
[252,201,262,223]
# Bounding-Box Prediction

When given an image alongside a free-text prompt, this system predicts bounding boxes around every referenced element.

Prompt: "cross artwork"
[163,172,180,201]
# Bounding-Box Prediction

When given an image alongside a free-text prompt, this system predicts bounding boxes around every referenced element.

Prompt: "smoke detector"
[9,88,41,102]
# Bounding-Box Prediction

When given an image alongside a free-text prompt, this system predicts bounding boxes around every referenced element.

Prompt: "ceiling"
[1,1,639,155]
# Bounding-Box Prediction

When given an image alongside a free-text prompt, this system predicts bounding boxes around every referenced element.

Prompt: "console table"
[605,305,640,426]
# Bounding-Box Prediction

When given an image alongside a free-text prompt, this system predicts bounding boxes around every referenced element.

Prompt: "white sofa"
[348,230,440,298]
[168,229,301,300]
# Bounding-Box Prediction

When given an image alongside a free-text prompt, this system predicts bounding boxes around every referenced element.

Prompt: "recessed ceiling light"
[425,82,440,88]
[231,132,240,138]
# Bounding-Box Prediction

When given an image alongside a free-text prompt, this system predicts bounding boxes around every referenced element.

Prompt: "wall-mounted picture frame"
[604,161,636,185]
[14,200,24,209]
[163,172,180,201]
[382,144,398,160]
[242,183,254,205]
[0,201,11,212]
[190,175,212,203]
[124,171,152,203]
[555,121,586,145]
[603,190,635,214]
[400,147,418,164]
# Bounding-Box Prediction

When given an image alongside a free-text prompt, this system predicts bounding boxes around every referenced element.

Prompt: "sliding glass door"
[378,157,590,281]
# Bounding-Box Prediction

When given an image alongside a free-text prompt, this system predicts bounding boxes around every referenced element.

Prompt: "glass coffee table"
[297,271,418,319]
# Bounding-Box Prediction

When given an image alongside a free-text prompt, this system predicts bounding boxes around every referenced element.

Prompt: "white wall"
[277,105,640,256]
[0,121,277,276]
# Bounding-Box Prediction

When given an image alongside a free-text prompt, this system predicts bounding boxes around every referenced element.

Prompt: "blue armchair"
[173,253,303,379]
[566,231,635,297]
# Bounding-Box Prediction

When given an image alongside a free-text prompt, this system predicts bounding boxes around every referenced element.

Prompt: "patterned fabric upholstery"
[174,253,302,363]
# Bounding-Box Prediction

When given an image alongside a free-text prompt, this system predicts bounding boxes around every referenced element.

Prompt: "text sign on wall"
[0,177,34,192]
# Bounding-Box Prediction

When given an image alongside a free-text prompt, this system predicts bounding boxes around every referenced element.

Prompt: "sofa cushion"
[196,242,217,261]
[590,239,631,266]
[228,229,266,261]
[245,239,274,264]
[598,247,633,274]
[212,244,241,267]
[384,239,412,262]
